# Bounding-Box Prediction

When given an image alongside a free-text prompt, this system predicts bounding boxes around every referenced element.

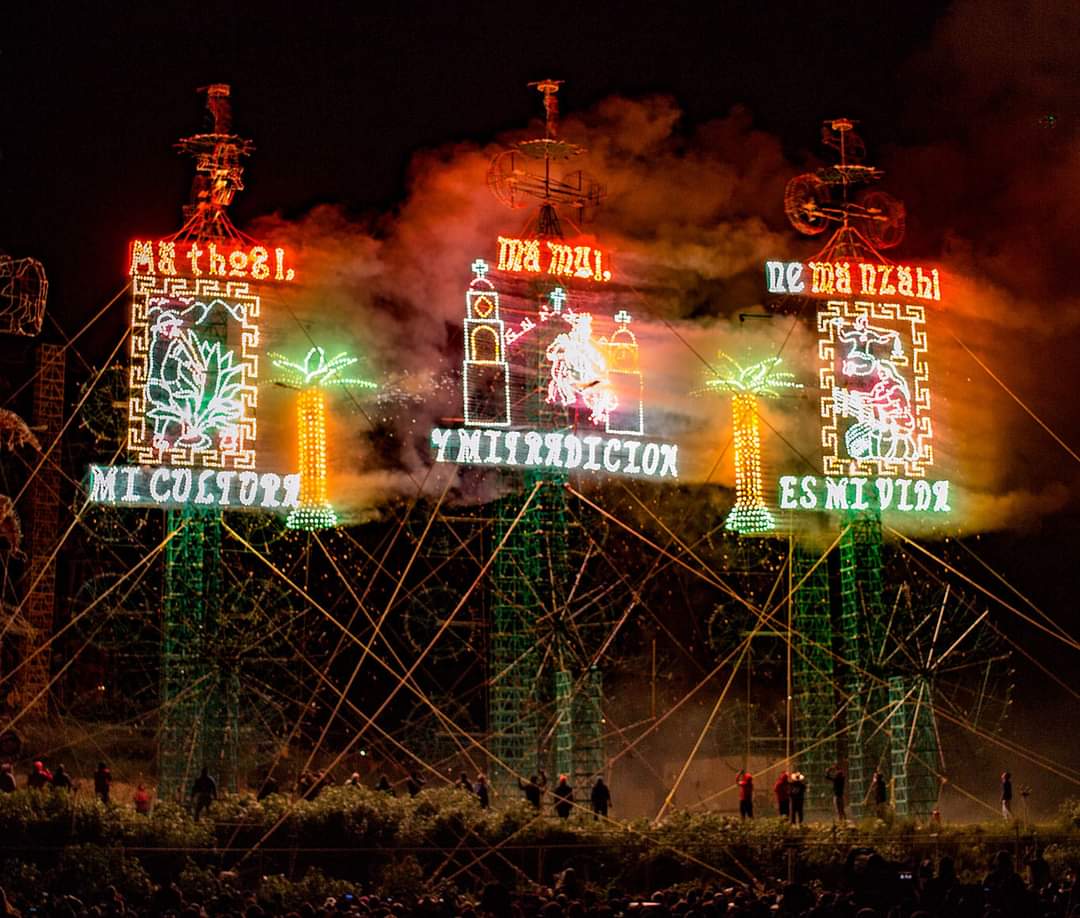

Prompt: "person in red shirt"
[774,771,790,819]
[737,769,754,820]
[27,760,53,790]
[133,781,152,815]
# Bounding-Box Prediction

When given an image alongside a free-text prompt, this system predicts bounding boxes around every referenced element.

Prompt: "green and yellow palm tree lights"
[706,354,800,534]
[270,347,376,531]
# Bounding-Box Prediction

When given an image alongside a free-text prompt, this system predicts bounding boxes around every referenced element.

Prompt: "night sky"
[1,1,1078,806]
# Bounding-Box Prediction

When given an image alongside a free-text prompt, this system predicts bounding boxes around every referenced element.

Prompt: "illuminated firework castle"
[781,120,939,817]
[92,86,303,797]
[480,81,613,791]
[706,355,800,534]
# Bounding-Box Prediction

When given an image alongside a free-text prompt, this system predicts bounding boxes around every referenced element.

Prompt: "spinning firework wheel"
[784,174,831,236]
[784,119,906,256]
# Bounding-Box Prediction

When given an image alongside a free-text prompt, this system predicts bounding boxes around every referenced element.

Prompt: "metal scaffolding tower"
[838,506,889,819]
[21,343,65,717]
[888,674,940,817]
[790,541,837,813]
[486,81,606,794]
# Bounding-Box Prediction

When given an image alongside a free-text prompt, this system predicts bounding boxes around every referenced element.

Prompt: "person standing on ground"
[457,771,473,794]
[191,766,217,821]
[27,760,52,790]
[871,769,888,819]
[51,764,73,792]
[553,774,573,818]
[93,762,112,804]
[475,774,490,809]
[737,769,754,820]
[375,773,395,796]
[406,770,426,797]
[788,772,806,825]
[590,776,611,819]
[774,771,790,819]
[133,781,152,814]
[1001,771,1013,820]
[826,764,846,823]
[518,770,547,810]
[0,763,16,793]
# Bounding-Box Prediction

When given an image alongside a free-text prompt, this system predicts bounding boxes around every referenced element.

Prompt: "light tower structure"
[783,119,939,817]
[484,81,607,792]
[157,85,254,798]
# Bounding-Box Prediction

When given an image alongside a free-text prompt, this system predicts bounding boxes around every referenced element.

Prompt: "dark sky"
[2,0,950,317]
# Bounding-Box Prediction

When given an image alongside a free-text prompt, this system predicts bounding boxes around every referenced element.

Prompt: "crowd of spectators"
[0,849,1074,917]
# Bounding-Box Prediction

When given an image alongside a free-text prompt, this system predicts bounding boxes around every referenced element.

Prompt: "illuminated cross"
[614,309,632,326]
[549,287,567,313]
[471,259,489,280]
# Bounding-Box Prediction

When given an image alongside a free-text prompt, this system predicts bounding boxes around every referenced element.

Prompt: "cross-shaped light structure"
[549,287,567,313]
[614,309,632,326]
[471,258,489,280]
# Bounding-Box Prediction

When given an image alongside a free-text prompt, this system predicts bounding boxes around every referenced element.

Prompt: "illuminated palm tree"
[705,355,800,534]
[270,347,376,531]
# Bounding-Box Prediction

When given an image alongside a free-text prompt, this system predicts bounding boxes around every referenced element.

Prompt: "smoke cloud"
[248,0,1079,535]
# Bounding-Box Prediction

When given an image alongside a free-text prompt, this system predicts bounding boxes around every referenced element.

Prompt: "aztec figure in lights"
[270,347,376,531]
[705,355,800,534]
[435,257,675,479]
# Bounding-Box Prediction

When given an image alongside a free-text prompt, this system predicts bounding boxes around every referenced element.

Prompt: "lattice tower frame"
[20,343,66,717]
[488,298,605,794]
[888,675,940,817]
[838,507,890,819]
[790,541,837,813]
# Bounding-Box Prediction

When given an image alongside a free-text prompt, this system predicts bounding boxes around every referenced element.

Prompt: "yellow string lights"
[270,347,376,531]
[705,355,800,534]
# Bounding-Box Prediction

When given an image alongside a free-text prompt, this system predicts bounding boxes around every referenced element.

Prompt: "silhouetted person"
[256,774,278,800]
[191,766,216,820]
[788,772,806,824]
[774,771,790,818]
[0,763,16,793]
[93,762,111,804]
[51,764,73,791]
[375,773,395,796]
[518,771,546,810]
[737,769,754,819]
[475,774,490,808]
[457,771,473,794]
[406,770,426,797]
[826,765,846,822]
[27,760,52,790]
[553,774,573,818]
[590,777,611,819]
[870,769,888,818]
[983,849,1028,914]
[344,771,362,787]
[1000,771,1013,820]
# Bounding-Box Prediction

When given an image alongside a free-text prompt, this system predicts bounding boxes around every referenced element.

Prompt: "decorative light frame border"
[817,299,932,479]
[128,275,260,469]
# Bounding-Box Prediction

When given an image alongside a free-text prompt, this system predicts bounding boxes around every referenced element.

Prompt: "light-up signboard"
[765,259,950,514]
[432,252,678,480]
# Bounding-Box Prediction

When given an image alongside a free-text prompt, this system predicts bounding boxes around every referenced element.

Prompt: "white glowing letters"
[765,260,940,301]
[431,428,679,479]
[88,464,300,511]
[777,475,951,513]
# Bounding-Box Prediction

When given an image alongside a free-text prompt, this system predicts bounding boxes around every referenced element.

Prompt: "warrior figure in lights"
[832,313,917,463]
[545,311,617,426]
